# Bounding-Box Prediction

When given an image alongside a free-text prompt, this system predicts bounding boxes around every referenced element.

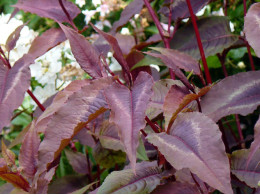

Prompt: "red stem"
[243,0,247,17]
[27,89,45,112]
[235,114,245,148]
[186,0,212,84]
[58,0,78,31]
[145,116,160,133]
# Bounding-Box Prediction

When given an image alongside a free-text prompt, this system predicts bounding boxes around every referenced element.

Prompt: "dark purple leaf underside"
[170,16,238,59]
[28,28,66,60]
[110,0,144,33]
[0,54,33,131]
[147,112,233,193]
[59,23,103,79]
[104,72,153,171]
[160,0,210,22]
[244,3,260,58]
[201,71,260,122]
[13,0,80,23]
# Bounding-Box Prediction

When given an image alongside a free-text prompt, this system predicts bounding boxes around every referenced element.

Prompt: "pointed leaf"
[231,149,260,188]
[64,149,88,175]
[147,112,233,194]
[163,85,190,128]
[115,34,135,56]
[145,52,194,92]
[71,182,97,194]
[104,72,153,170]
[13,0,80,23]
[0,172,30,192]
[152,181,200,194]
[1,140,16,167]
[0,54,33,131]
[91,24,130,74]
[201,71,260,122]
[244,3,260,58]
[170,16,238,59]
[160,0,210,22]
[5,23,26,52]
[59,24,103,79]
[28,28,66,59]
[150,47,200,75]
[110,0,144,33]
[36,77,114,174]
[19,121,40,178]
[247,117,260,168]
[8,123,31,149]
[98,161,161,194]
[146,79,184,119]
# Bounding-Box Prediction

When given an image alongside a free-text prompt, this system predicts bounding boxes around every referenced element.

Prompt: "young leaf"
[231,149,260,188]
[170,16,238,59]
[19,121,40,178]
[246,117,260,168]
[160,0,210,22]
[1,140,16,167]
[104,72,153,170]
[91,24,130,74]
[0,54,33,131]
[110,0,144,33]
[5,23,26,52]
[64,149,88,175]
[28,28,66,59]
[152,181,200,194]
[150,47,200,75]
[97,161,161,193]
[244,3,260,58]
[163,85,190,129]
[145,52,194,92]
[146,79,184,119]
[59,23,103,79]
[13,0,80,23]
[201,71,260,122]
[147,112,233,194]
[0,172,30,192]
[36,77,114,174]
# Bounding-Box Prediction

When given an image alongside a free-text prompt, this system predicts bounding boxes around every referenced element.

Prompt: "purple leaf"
[145,51,194,92]
[146,79,184,119]
[8,123,31,149]
[13,0,80,23]
[244,3,260,58]
[163,85,190,128]
[0,54,33,131]
[170,16,238,59]
[110,0,144,33]
[201,71,260,122]
[98,161,161,193]
[152,182,200,194]
[160,0,210,22]
[231,149,260,188]
[59,23,104,79]
[104,72,154,170]
[246,117,260,168]
[19,121,40,179]
[36,77,114,175]
[115,34,135,56]
[147,112,233,194]
[5,23,26,52]
[64,149,89,175]
[33,94,56,118]
[73,128,96,148]
[91,24,130,74]
[150,47,200,75]
[28,28,66,60]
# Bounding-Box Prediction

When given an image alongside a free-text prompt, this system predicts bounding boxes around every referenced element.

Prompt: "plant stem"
[217,54,228,77]
[85,148,92,182]
[27,89,45,112]
[242,0,255,71]
[145,116,160,133]
[58,0,77,31]
[235,114,245,148]
[186,0,212,84]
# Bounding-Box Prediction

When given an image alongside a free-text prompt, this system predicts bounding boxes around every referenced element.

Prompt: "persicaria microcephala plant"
[0,0,259,193]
